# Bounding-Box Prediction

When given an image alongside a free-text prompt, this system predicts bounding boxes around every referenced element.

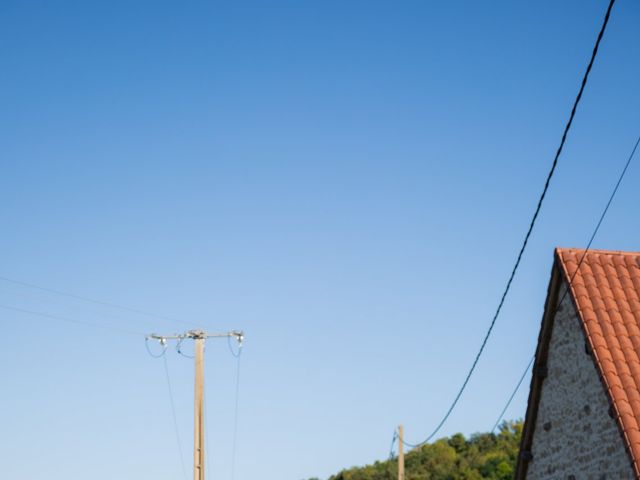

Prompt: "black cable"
[401,0,617,448]
[0,275,198,328]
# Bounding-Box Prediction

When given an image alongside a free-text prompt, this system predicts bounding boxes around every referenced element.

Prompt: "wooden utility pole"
[194,336,205,480]
[398,425,405,480]
[146,329,244,480]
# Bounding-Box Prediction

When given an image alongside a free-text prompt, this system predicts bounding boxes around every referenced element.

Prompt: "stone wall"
[526,282,635,480]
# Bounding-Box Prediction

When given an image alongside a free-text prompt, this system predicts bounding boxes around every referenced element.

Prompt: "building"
[516,248,640,479]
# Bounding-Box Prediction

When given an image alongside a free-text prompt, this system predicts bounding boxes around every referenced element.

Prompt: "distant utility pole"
[147,329,244,480]
[398,425,405,480]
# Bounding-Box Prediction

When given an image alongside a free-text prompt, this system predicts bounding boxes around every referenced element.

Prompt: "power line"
[230,344,243,480]
[401,0,617,449]
[550,134,640,317]
[0,284,186,331]
[145,336,168,358]
[162,354,189,480]
[0,275,198,329]
[491,132,639,435]
[0,303,144,336]
[577,136,639,254]
[492,355,535,432]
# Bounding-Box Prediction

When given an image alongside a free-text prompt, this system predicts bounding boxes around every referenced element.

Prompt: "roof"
[516,248,640,478]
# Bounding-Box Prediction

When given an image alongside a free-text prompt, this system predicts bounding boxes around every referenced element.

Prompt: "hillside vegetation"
[312,421,522,480]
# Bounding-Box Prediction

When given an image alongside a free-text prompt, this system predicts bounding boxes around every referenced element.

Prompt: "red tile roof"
[516,248,640,479]
[556,248,640,475]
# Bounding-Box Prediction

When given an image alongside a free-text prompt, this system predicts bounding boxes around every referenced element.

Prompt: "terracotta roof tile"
[557,248,640,474]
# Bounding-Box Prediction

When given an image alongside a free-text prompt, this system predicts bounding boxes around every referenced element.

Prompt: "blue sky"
[1,1,639,479]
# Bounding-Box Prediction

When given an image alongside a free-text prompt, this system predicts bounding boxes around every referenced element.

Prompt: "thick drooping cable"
[491,355,535,432]
[490,133,639,433]
[163,354,189,480]
[230,340,243,480]
[0,275,198,328]
[0,303,144,336]
[401,0,616,448]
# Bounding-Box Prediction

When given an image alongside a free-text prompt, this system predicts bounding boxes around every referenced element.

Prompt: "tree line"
[306,420,522,480]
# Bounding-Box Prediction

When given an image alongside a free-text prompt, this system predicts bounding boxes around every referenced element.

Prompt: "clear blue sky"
[1,1,639,479]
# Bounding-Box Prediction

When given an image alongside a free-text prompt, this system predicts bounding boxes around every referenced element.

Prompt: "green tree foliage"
[317,421,522,480]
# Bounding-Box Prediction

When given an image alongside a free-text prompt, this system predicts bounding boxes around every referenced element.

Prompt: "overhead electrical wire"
[0,285,150,323]
[176,337,196,358]
[145,336,168,358]
[490,132,640,434]
[230,341,243,480]
[0,303,145,336]
[401,0,617,448]
[491,355,535,432]
[0,274,198,328]
[162,353,189,480]
[227,334,242,358]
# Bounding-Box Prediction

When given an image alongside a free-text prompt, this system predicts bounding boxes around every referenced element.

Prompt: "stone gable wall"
[526,282,634,479]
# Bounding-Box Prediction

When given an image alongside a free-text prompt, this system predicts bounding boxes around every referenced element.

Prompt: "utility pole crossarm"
[146,329,244,342]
